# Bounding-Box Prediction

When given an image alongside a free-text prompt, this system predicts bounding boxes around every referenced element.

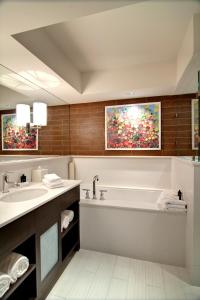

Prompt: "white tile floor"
[46,249,200,300]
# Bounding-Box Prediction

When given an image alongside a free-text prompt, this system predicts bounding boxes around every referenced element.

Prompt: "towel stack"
[42,173,64,188]
[0,252,29,297]
[157,190,187,212]
[61,210,74,232]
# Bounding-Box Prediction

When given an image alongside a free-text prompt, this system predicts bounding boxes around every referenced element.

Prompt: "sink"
[0,188,48,202]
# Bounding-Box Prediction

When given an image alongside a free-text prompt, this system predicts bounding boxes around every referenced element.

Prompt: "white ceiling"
[0,0,200,109]
[40,1,200,72]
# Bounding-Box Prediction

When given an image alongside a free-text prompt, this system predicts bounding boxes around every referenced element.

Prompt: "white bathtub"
[80,185,186,266]
[81,185,162,211]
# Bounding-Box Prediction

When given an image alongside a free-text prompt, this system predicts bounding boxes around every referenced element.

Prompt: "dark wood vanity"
[0,185,80,300]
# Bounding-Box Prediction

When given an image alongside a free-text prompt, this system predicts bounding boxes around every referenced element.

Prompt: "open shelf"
[62,241,79,265]
[61,219,79,239]
[2,264,36,300]
[62,222,79,261]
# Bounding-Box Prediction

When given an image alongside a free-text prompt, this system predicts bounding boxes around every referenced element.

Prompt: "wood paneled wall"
[69,94,196,156]
[0,94,197,156]
[0,105,70,155]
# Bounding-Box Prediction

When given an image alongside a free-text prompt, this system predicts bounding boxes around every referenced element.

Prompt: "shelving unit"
[61,219,79,239]
[62,222,79,261]
[2,265,36,300]
[0,185,80,300]
[61,197,80,262]
[0,186,80,300]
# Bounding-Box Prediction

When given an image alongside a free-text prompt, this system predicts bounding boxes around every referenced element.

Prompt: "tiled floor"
[46,249,200,300]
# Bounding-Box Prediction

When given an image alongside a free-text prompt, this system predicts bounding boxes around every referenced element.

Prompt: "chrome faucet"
[2,173,9,193]
[1,172,20,193]
[92,175,99,200]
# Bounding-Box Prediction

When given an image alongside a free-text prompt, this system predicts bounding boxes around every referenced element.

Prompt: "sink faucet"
[1,172,20,193]
[92,175,99,200]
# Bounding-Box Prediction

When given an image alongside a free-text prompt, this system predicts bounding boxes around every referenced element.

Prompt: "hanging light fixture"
[33,102,47,126]
[16,104,30,127]
[16,102,47,129]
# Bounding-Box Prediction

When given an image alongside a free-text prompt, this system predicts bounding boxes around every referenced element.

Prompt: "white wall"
[74,156,172,189]
[172,157,200,286]
[0,156,70,190]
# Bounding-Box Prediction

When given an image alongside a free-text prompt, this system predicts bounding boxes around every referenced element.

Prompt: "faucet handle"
[82,189,90,200]
[99,190,107,200]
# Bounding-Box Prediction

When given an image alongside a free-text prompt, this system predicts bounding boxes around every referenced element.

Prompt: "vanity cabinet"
[0,186,80,300]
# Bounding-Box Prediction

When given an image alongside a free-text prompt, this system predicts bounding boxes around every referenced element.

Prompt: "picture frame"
[105,102,161,150]
[192,99,199,150]
[1,113,38,151]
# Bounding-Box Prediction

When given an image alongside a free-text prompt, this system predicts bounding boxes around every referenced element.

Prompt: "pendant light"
[16,104,31,127]
[33,102,47,126]
[16,102,47,128]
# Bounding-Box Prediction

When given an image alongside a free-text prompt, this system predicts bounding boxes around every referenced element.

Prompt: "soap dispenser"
[20,174,26,183]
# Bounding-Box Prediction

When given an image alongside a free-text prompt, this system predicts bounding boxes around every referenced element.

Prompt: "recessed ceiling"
[0,0,200,109]
[37,1,200,72]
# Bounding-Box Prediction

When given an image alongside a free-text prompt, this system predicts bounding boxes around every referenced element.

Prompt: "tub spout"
[92,175,99,200]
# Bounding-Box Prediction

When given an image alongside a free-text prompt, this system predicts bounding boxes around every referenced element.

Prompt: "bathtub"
[80,185,186,266]
[81,185,163,211]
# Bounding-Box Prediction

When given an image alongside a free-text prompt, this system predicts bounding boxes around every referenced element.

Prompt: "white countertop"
[0,180,81,229]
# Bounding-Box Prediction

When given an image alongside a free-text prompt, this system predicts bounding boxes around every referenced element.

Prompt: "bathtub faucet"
[92,175,99,200]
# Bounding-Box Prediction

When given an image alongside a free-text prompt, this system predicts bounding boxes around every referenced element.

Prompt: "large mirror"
[0,64,65,110]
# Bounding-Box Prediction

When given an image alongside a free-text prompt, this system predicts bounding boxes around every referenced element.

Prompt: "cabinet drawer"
[59,186,80,211]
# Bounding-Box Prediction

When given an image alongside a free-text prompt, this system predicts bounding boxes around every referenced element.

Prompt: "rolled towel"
[61,213,70,232]
[0,253,29,283]
[0,272,11,297]
[42,178,64,189]
[44,173,61,183]
[62,210,74,222]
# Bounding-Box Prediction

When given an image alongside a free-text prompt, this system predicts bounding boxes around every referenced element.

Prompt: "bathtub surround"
[79,157,186,267]
[0,93,196,156]
[80,203,186,267]
[73,155,200,285]
[74,156,172,189]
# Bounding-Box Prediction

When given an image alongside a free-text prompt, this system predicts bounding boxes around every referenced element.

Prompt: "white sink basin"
[0,188,48,202]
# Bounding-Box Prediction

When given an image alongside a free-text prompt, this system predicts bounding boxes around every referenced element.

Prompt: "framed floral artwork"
[1,113,38,150]
[192,99,199,150]
[105,102,161,150]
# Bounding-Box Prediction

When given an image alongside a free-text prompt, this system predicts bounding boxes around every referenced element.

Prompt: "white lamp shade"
[16,104,30,126]
[33,102,47,126]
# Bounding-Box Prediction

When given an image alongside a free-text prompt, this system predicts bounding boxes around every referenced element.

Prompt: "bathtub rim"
[80,199,187,215]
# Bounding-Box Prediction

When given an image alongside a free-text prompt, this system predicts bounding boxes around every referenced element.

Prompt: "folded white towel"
[62,210,74,223]
[164,199,186,206]
[42,178,64,189]
[166,207,187,212]
[61,213,70,232]
[44,173,61,183]
[0,272,11,297]
[0,253,29,283]
[166,204,187,209]
[157,190,186,210]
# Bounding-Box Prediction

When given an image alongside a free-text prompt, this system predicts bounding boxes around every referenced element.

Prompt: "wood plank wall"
[0,94,197,156]
[0,105,70,155]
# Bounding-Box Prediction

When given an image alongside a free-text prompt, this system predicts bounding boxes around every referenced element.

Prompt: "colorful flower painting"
[192,99,199,150]
[105,102,161,150]
[1,114,38,150]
